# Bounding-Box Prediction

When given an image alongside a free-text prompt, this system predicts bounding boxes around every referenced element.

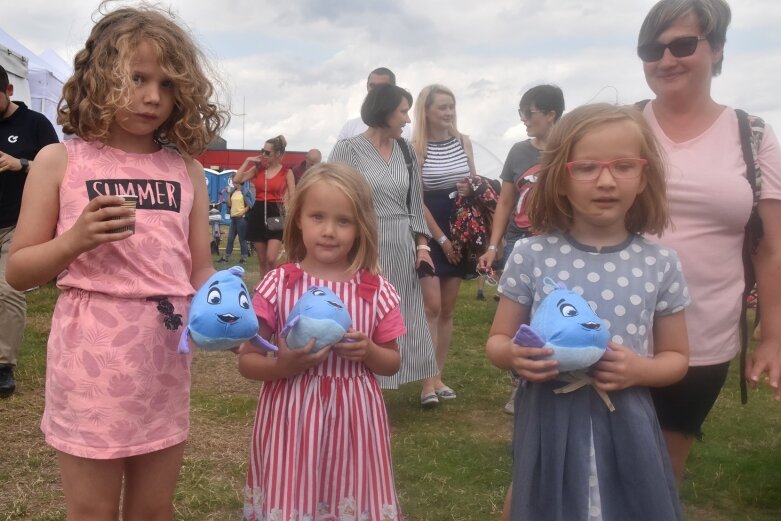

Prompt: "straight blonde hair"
[411,84,462,164]
[284,163,381,275]
[527,103,669,236]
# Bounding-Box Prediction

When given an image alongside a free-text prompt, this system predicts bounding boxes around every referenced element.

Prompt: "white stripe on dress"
[244,267,402,520]
[329,136,438,389]
[421,136,471,191]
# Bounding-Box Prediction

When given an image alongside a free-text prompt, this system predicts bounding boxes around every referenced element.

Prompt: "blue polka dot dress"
[500,232,687,521]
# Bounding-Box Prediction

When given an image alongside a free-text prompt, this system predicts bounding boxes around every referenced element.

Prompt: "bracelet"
[437,235,448,245]
[416,244,431,252]
[487,245,497,252]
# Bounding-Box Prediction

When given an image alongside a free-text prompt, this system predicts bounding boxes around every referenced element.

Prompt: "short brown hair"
[638,0,731,76]
[58,3,228,155]
[527,103,669,236]
[284,162,381,275]
[361,84,413,129]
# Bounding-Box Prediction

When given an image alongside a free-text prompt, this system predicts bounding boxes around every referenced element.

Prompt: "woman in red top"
[235,135,296,276]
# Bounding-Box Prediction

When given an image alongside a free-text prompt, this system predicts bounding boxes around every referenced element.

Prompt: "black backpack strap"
[396,138,415,213]
[634,99,651,111]
[735,108,765,404]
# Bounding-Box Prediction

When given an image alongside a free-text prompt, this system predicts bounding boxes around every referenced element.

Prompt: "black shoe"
[0,364,16,398]
[239,257,247,264]
[476,291,485,301]
[217,257,228,263]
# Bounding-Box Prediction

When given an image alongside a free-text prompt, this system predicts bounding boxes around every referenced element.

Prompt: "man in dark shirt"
[291,148,322,184]
[0,65,59,397]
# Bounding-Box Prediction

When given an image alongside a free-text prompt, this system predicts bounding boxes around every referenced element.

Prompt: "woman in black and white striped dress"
[329,84,438,390]
[412,84,477,406]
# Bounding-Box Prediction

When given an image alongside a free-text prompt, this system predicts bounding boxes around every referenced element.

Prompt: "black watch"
[19,158,29,173]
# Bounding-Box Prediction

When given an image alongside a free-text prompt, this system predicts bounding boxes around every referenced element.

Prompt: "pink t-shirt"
[645,105,781,365]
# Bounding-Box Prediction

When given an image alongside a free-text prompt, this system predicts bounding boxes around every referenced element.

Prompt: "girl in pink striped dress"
[238,163,405,520]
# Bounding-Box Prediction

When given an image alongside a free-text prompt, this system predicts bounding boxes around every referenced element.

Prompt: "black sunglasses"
[637,35,706,62]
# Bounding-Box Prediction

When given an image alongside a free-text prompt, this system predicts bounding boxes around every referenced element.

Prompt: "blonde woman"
[412,84,477,406]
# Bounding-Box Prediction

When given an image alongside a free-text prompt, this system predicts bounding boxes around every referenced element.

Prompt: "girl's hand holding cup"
[69,195,136,252]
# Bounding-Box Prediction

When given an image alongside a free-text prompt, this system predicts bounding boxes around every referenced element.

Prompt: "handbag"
[449,175,499,258]
[264,172,285,232]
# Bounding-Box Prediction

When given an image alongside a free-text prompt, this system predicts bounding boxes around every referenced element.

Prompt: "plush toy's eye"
[207,288,222,305]
[558,302,578,317]
[239,291,249,309]
[327,300,343,309]
[312,289,326,296]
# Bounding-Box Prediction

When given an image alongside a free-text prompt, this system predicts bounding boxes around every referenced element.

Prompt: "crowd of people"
[1,0,780,520]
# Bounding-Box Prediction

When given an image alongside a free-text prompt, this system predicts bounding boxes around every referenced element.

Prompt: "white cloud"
[3,0,780,171]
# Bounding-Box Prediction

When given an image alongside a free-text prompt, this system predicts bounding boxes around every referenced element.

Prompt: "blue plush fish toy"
[178,266,277,353]
[252,285,353,353]
[513,277,609,372]
[280,286,353,352]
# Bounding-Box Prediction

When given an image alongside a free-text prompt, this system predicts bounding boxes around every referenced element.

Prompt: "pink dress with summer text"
[41,138,195,459]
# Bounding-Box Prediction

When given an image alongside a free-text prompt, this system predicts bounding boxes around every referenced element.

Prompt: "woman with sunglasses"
[234,135,296,277]
[637,0,781,485]
[478,84,565,415]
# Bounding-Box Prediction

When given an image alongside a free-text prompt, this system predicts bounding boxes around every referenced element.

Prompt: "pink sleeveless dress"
[41,138,195,459]
[244,264,406,521]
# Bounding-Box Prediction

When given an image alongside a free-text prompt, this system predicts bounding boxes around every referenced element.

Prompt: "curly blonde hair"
[284,163,381,275]
[58,3,228,155]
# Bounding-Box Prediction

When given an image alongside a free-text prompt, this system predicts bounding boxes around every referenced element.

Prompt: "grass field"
[1,256,780,520]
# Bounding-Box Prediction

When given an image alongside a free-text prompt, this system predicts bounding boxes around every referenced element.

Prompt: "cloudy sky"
[4,0,780,176]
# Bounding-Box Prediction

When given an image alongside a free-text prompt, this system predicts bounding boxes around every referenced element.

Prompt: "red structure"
[196,149,306,171]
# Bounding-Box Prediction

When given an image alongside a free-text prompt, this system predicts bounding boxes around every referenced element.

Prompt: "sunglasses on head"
[637,35,706,62]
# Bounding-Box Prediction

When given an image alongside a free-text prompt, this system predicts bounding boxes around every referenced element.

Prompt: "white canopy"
[0,27,71,139]
[0,43,30,105]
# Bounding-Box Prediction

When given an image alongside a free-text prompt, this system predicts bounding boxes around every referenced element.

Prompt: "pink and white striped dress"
[244,264,405,521]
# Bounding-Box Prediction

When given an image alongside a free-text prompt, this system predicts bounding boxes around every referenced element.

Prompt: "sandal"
[420,392,439,407]
[434,386,457,400]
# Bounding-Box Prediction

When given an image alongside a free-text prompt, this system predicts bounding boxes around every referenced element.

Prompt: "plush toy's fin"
[279,314,301,338]
[178,329,191,354]
[248,334,279,352]
[513,324,545,348]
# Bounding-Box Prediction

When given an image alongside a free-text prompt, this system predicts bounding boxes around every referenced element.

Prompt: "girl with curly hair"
[6,3,228,519]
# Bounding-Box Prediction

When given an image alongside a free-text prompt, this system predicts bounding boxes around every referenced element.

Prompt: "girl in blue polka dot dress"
[487,104,689,521]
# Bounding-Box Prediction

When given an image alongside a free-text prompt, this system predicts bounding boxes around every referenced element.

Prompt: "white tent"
[0,27,71,139]
[0,43,30,106]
